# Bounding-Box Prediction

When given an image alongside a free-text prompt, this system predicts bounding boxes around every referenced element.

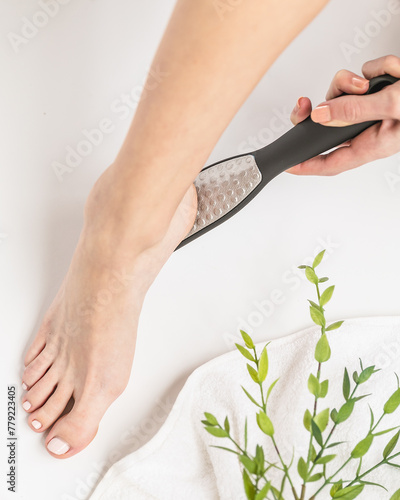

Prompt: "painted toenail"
[47,437,70,455]
[31,420,42,430]
[22,382,28,391]
[22,401,31,411]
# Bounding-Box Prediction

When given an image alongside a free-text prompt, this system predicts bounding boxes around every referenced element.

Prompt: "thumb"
[311,86,398,126]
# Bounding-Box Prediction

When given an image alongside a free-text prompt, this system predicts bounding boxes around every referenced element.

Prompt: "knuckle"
[383,88,400,118]
[384,54,400,70]
[334,69,348,84]
[390,88,400,118]
[341,99,361,122]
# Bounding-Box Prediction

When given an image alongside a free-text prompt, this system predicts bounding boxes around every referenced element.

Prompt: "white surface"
[89,317,400,500]
[0,1,399,499]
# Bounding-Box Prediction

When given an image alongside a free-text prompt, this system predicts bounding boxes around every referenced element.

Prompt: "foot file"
[177,74,398,249]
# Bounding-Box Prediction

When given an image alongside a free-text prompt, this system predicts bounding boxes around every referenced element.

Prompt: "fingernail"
[22,382,28,391]
[352,76,368,89]
[313,105,331,123]
[22,401,31,411]
[31,420,42,430]
[47,437,70,455]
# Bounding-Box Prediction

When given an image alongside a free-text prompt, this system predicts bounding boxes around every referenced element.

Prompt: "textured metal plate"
[184,155,262,240]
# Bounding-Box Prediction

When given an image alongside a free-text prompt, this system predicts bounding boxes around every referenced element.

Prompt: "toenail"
[47,437,70,455]
[22,401,31,411]
[22,382,28,391]
[31,420,42,430]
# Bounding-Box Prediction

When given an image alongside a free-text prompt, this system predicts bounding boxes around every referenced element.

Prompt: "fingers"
[325,69,369,100]
[290,96,312,125]
[287,120,400,176]
[311,83,400,126]
[362,54,400,80]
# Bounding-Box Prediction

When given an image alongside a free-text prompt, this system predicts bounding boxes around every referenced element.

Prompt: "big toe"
[45,407,99,459]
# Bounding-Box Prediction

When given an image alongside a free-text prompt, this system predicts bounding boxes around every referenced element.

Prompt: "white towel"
[90,317,400,500]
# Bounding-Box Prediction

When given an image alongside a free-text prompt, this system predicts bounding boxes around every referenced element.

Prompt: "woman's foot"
[21,180,197,458]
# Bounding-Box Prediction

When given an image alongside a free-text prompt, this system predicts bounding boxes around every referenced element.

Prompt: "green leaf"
[357,480,387,490]
[342,368,350,401]
[224,416,230,433]
[303,409,312,432]
[315,454,336,465]
[314,408,330,432]
[204,412,218,426]
[383,430,400,459]
[384,388,400,414]
[332,484,364,499]
[311,419,323,446]
[390,488,400,500]
[236,343,255,362]
[257,411,274,436]
[255,482,271,500]
[351,434,373,458]
[320,379,329,398]
[327,441,346,449]
[320,285,335,306]
[358,365,376,384]
[243,469,256,500]
[266,378,279,403]
[374,426,400,436]
[308,472,323,482]
[313,250,326,268]
[315,334,331,363]
[240,455,257,474]
[308,373,321,398]
[247,364,259,383]
[331,408,338,424]
[369,406,375,430]
[352,371,359,384]
[244,417,248,450]
[204,426,228,438]
[242,386,262,408]
[310,306,325,327]
[319,277,329,283]
[310,444,317,462]
[297,456,308,481]
[298,265,307,269]
[313,250,326,269]
[306,266,319,285]
[308,300,321,310]
[241,330,254,349]
[255,445,264,474]
[330,480,343,496]
[326,321,344,331]
[336,399,355,424]
[258,347,269,383]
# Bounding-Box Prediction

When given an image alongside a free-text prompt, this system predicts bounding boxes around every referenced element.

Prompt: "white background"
[0,0,399,499]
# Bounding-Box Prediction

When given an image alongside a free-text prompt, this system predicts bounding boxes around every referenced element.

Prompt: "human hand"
[287,55,400,176]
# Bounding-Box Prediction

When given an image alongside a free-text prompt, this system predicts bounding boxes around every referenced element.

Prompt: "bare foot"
[21,181,197,458]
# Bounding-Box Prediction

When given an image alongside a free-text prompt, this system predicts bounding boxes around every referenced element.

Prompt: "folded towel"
[90,317,400,500]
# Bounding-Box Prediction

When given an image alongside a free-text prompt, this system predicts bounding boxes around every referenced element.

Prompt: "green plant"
[202,250,400,500]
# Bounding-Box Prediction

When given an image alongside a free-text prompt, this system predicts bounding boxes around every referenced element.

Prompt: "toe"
[24,318,52,366]
[24,338,46,367]
[21,367,58,413]
[45,383,122,458]
[22,344,57,388]
[45,409,99,458]
[28,383,73,433]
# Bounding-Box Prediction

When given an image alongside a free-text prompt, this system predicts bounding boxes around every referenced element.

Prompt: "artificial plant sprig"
[202,249,400,500]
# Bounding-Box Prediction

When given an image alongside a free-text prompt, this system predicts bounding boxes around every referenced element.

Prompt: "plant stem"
[311,457,352,497]
[348,450,400,486]
[253,346,297,498]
